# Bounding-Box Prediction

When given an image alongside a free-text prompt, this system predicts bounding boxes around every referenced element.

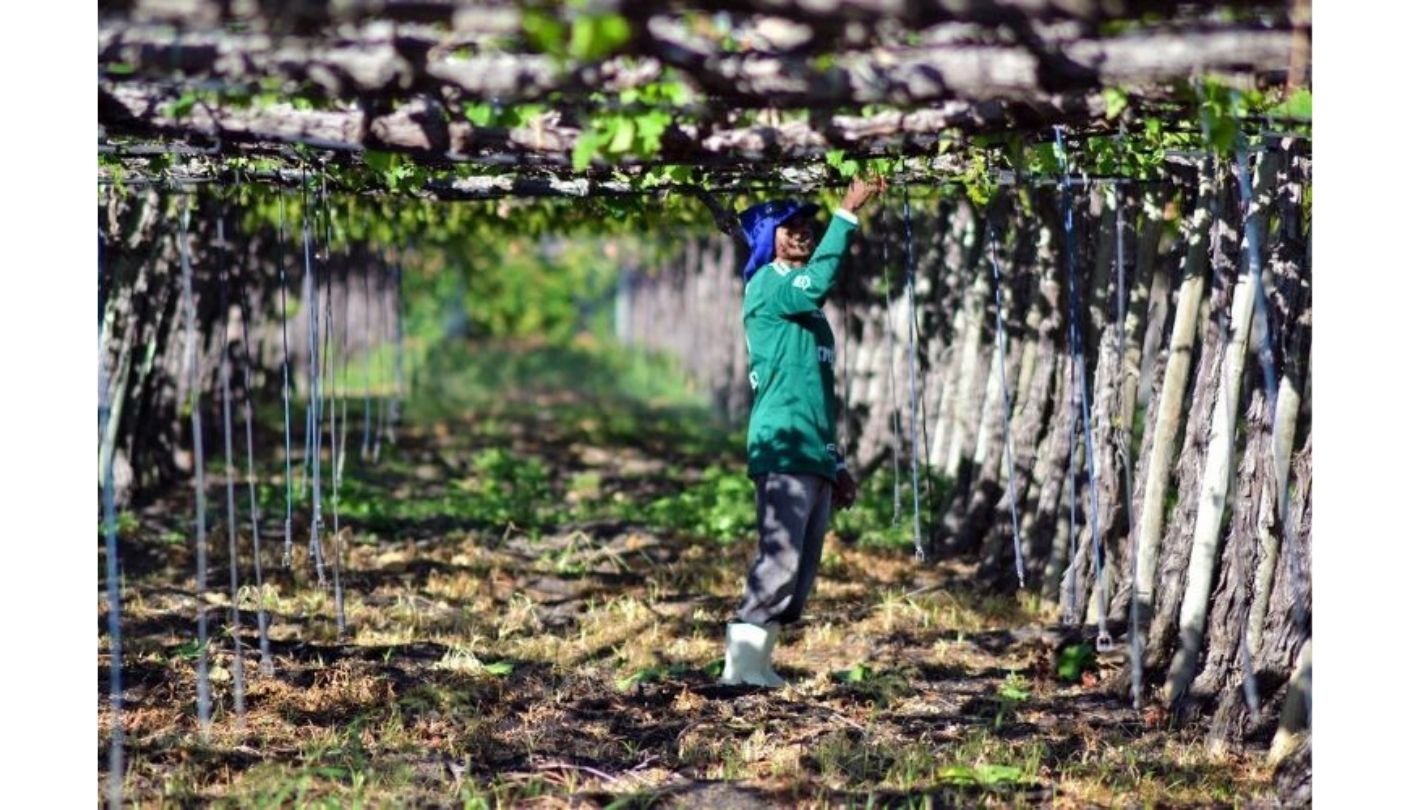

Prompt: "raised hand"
[840,175,887,214]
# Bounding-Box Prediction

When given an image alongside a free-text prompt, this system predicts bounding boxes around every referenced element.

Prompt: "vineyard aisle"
[100,354,1282,806]
[93,1,1316,805]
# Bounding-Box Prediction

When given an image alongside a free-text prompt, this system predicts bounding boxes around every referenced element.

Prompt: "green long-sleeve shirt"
[743,211,858,481]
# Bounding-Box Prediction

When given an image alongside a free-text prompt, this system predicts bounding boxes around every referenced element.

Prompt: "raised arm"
[766,176,886,317]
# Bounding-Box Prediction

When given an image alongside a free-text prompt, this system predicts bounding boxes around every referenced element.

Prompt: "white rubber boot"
[720,622,786,687]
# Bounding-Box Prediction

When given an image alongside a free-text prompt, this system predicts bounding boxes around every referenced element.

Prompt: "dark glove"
[833,469,858,511]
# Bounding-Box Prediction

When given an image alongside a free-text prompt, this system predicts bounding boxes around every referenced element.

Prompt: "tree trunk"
[930,203,980,471]
[1192,387,1271,749]
[1257,436,1312,730]
[1136,194,1179,413]
[1164,148,1280,704]
[1144,162,1240,679]
[1269,641,1312,769]
[1128,171,1215,642]
[1035,357,1079,600]
[1066,185,1116,623]
[1107,186,1171,623]
[977,209,1060,585]
[1273,732,1311,808]
[1249,146,1312,654]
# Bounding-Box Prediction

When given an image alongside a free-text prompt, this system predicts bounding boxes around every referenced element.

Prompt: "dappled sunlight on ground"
[99,353,1274,807]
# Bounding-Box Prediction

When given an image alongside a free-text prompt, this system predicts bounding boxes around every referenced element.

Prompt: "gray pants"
[734,473,833,626]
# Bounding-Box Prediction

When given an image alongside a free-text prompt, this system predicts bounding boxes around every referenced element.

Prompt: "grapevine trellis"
[97,0,1312,806]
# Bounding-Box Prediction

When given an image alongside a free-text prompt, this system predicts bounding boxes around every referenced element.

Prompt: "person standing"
[721,176,885,687]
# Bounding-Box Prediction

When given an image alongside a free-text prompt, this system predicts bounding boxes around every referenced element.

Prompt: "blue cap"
[739,199,820,282]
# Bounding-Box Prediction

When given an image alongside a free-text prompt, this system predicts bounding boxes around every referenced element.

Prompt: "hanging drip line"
[361,258,373,462]
[178,196,213,736]
[373,255,387,463]
[316,173,340,602]
[1063,350,1080,625]
[905,230,935,529]
[839,284,852,455]
[299,174,315,502]
[390,258,406,444]
[983,202,1027,589]
[215,215,248,722]
[1110,144,1144,707]
[277,194,295,569]
[335,240,352,491]
[327,203,348,636]
[901,180,926,562]
[99,226,125,810]
[880,212,902,524]
[1230,130,1263,717]
[233,221,274,677]
[1054,126,1113,652]
[891,157,934,524]
[1233,102,1287,717]
[304,171,327,587]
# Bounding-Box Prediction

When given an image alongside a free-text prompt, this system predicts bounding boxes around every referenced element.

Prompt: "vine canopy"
[98,0,1311,206]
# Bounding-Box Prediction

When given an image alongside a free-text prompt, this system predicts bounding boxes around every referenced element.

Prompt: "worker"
[721,175,886,687]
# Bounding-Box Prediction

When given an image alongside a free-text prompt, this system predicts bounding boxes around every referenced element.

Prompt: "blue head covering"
[739,199,820,282]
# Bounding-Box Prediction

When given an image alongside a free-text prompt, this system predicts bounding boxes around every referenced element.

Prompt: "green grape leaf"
[568,14,632,61]
[571,132,603,171]
[522,10,567,56]
[463,103,495,127]
[1102,87,1129,120]
[606,118,636,154]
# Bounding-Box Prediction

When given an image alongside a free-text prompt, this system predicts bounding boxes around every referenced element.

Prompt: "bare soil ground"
[99,390,1277,807]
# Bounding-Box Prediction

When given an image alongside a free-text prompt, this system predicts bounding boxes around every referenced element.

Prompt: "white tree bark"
[1248,371,1301,653]
[1131,172,1215,629]
[1268,639,1311,767]
[1163,149,1278,703]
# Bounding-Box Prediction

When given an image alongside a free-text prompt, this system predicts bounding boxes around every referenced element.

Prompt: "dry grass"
[98,396,1276,808]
